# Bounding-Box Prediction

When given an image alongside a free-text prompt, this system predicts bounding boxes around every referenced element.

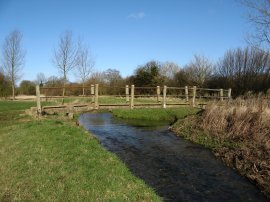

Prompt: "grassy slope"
[0,101,160,201]
[112,107,200,122]
[171,116,238,150]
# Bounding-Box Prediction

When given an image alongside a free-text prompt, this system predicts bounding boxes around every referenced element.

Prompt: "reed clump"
[200,96,270,198]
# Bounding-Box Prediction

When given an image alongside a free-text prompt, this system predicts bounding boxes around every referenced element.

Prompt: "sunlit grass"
[0,101,161,201]
[112,107,200,122]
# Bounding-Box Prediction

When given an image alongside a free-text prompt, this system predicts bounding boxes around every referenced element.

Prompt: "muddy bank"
[79,113,267,201]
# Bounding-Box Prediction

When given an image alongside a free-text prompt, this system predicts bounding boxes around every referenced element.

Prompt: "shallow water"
[78,113,268,201]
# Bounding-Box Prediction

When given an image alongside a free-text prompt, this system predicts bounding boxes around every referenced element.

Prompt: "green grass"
[112,107,200,122]
[0,101,37,127]
[171,116,238,150]
[99,96,127,104]
[0,101,54,127]
[0,101,160,201]
[0,100,37,112]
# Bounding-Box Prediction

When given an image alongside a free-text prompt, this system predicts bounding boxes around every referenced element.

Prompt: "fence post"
[228,88,232,100]
[61,86,65,104]
[91,84,95,103]
[130,85,134,109]
[192,86,196,107]
[125,85,129,102]
[36,85,42,115]
[82,84,85,96]
[163,85,167,108]
[157,86,160,102]
[220,89,224,101]
[185,86,189,102]
[94,84,99,109]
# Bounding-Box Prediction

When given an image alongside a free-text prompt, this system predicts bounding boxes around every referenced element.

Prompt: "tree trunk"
[12,84,15,100]
[62,73,66,104]
[82,82,85,96]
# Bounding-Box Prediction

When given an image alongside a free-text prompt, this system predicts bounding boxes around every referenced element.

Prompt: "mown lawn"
[0,101,160,201]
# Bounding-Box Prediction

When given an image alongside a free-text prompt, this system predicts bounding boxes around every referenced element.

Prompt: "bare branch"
[75,41,95,86]
[1,30,25,99]
[241,0,270,49]
[52,31,77,83]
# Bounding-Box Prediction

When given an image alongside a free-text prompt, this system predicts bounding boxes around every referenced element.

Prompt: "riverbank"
[0,101,160,201]
[171,102,270,199]
[112,106,270,199]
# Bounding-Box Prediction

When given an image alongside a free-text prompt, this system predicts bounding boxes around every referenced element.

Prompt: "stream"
[78,113,268,201]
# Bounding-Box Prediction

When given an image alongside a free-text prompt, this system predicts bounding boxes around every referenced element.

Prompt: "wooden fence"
[35,84,232,114]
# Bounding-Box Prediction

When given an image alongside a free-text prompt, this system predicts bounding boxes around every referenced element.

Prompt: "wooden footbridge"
[33,84,231,116]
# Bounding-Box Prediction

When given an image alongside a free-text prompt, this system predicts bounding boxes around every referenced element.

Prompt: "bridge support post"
[192,86,196,107]
[157,86,160,102]
[130,85,134,109]
[36,85,42,115]
[163,85,167,108]
[220,89,224,101]
[125,85,129,102]
[185,86,189,102]
[228,88,232,100]
[91,84,95,103]
[94,84,99,109]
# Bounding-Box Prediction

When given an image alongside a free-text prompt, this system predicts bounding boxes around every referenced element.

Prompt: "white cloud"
[128,12,145,20]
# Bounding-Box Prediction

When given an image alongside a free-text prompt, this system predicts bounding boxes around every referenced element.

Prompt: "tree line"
[1,0,270,98]
[1,32,270,98]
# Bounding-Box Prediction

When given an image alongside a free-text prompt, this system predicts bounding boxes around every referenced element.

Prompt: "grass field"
[0,101,160,201]
[112,107,200,122]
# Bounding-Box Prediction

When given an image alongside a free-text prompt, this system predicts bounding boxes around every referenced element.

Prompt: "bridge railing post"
[36,85,42,115]
[163,85,167,108]
[192,86,196,107]
[125,85,129,102]
[130,85,134,109]
[220,88,224,101]
[94,84,99,109]
[228,88,232,100]
[157,86,160,102]
[91,84,95,103]
[185,86,189,102]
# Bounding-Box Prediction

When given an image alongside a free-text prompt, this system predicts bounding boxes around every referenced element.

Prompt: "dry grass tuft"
[200,97,270,198]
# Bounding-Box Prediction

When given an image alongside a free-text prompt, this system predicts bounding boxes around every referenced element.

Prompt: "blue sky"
[0,0,250,82]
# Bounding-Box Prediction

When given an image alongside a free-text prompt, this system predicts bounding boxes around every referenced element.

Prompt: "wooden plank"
[166,87,185,90]
[228,88,232,99]
[130,85,134,109]
[157,86,160,102]
[185,86,189,102]
[163,85,167,108]
[192,86,196,107]
[95,84,99,109]
[220,89,224,101]
[125,85,129,102]
[36,85,42,114]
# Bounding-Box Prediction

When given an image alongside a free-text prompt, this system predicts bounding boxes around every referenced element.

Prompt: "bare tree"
[184,55,213,87]
[241,0,270,49]
[1,30,25,100]
[53,31,77,96]
[75,42,95,95]
[35,72,47,86]
[160,61,180,80]
[215,47,270,94]
[87,71,107,84]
